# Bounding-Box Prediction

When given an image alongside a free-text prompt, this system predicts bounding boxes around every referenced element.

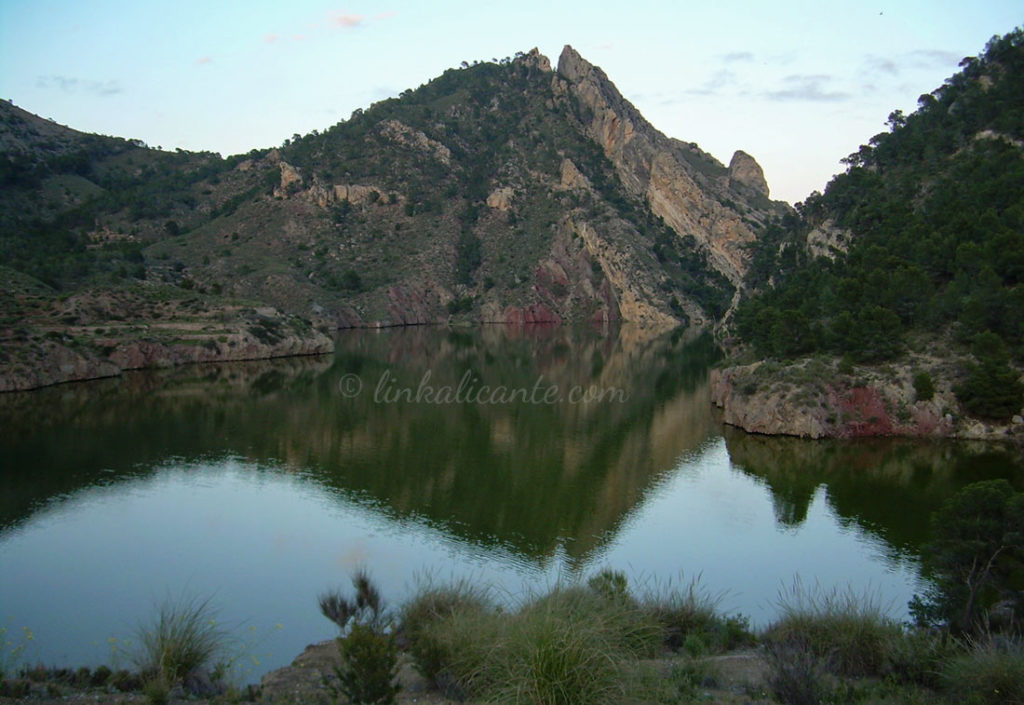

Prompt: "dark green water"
[1,325,1020,680]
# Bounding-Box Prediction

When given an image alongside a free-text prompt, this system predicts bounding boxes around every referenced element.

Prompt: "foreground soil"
[0,640,772,704]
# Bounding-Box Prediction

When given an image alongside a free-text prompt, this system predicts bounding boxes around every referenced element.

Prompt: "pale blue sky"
[1,1,1020,203]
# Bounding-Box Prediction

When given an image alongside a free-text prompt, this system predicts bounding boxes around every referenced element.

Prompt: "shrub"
[481,587,659,705]
[134,595,226,688]
[939,637,1024,705]
[882,628,952,688]
[319,571,400,705]
[763,580,903,677]
[913,370,936,402]
[763,640,836,705]
[90,665,112,687]
[412,579,662,704]
[399,578,493,685]
[586,568,632,605]
[637,574,751,653]
[333,622,400,705]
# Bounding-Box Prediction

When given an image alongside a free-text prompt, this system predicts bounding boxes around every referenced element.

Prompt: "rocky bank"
[0,288,334,392]
[710,357,1024,442]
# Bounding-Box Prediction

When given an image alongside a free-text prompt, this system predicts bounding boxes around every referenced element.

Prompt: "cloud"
[196,56,213,66]
[907,49,962,68]
[865,55,899,76]
[765,74,849,102]
[721,51,754,63]
[331,12,365,28]
[264,33,280,43]
[684,69,739,97]
[36,75,123,96]
[374,10,396,20]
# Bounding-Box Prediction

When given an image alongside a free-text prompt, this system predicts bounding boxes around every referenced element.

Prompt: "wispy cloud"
[721,51,754,63]
[765,74,849,102]
[264,33,280,43]
[907,49,962,68]
[331,12,365,28]
[685,69,739,96]
[196,56,213,66]
[36,75,123,96]
[865,55,899,76]
[863,49,963,78]
[374,10,396,20]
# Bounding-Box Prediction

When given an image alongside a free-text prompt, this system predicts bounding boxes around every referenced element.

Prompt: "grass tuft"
[939,636,1024,705]
[763,579,903,677]
[133,595,227,689]
[637,573,752,653]
[398,576,494,686]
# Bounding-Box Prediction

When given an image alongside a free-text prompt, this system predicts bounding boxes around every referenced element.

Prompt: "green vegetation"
[764,581,904,678]
[735,29,1024,410]
[910,479,1024,634]
[2,555,1023,703]
[913,370,936,402]
[133,595,227,694]
[319,571,401,705]
[396,570,750,704]
[939,637,1024,705]
[954,331,1024,419]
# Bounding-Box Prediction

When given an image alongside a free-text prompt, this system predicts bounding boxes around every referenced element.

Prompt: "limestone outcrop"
[377,119,452,165]
[728,150,769,197]
[554,46,788,318]
[710,359,1023,441]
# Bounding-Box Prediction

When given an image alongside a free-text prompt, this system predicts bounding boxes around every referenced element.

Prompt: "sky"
[0,1,1020,204]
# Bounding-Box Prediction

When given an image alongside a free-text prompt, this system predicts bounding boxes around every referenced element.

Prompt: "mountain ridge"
[1,45,786,390]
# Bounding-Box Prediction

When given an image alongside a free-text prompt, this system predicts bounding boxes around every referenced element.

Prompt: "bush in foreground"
[133,595,227,693]
[398,576,493,689]
[396,570,756,705]
[763,580,904,678]
[940,636,1024,705]
[319,570,400,705]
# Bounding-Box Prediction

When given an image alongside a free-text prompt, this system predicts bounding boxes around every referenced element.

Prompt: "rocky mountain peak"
[515,47,552,72]
[557,45,592,82]
[728,150,770,198]
[553,45,787,306]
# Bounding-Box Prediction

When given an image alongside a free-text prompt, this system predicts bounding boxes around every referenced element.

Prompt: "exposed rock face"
[728,150,769,197]
[333,184,382,205]
[806,219,852,260]
[519,47,552,73]
[377,119,452,165]
[569,218,679,330]
[485,187,514,210]
[559,158,591,190]
[277,161,303,194]
[0,309,334,393]
[710,360,1022,441]
[555,45,788,317]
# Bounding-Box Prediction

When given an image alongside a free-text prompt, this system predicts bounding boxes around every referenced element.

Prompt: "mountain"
[714,28,1024,438]
[0,46,787,390]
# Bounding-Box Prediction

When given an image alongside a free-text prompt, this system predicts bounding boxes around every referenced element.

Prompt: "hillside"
[715,28,1024,439]
[0,46,788,391]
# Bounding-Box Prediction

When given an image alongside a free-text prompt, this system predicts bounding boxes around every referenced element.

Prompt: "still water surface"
[1,325,1021,680]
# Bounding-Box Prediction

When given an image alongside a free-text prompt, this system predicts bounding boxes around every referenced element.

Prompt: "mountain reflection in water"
[1,324,1020,679]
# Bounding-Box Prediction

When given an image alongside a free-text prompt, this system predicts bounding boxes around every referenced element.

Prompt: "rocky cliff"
[555,46,787,306]
[710,358,1024,442]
